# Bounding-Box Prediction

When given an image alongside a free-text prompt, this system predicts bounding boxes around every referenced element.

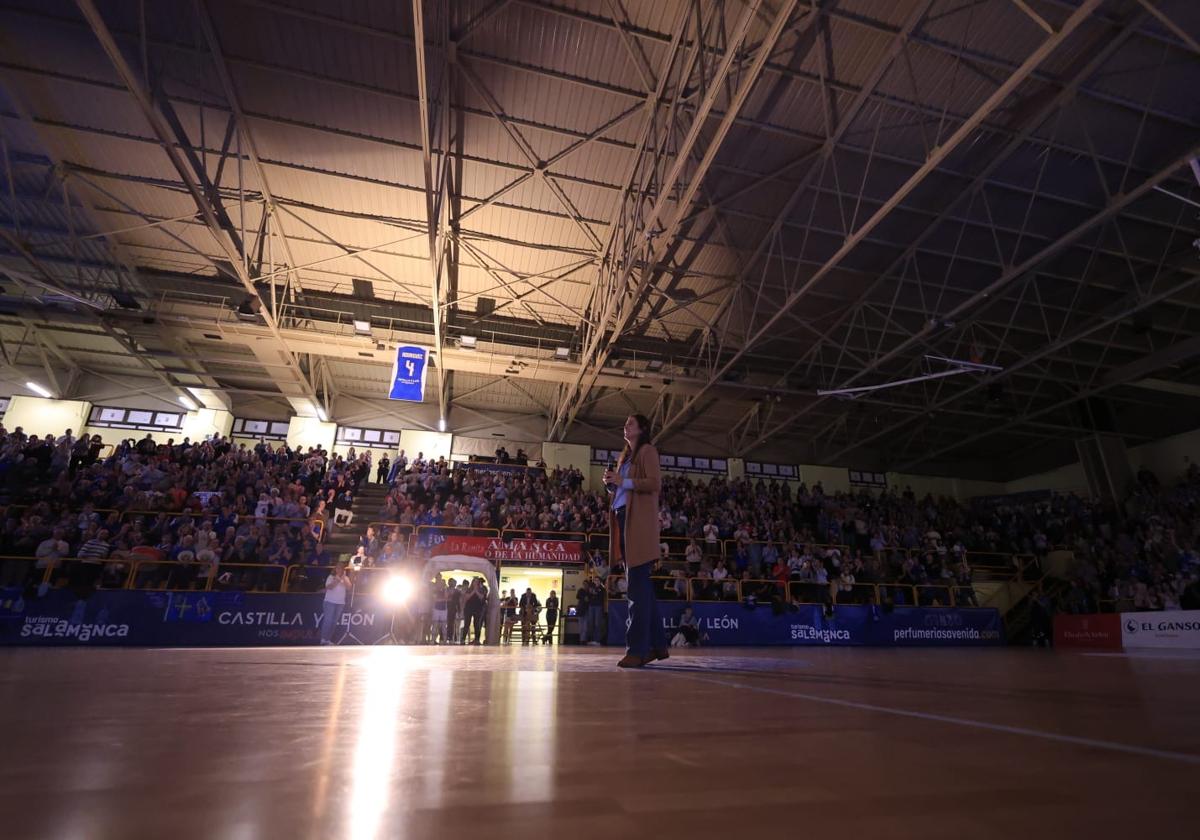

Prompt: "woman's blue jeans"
[616,507,665,657]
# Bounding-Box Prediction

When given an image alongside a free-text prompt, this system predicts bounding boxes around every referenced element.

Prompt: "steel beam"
[74,0,320,408]
[846,245,1200,470]
[656,0,1106,444]
[548,0,801,440]
[720,6,1151,450]
[411,0,452,426]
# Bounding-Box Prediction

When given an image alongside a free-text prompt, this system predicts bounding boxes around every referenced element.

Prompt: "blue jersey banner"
[605,601,1003,647]
[388,345,429,401]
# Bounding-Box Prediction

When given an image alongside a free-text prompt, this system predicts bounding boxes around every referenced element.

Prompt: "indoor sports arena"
[1,0,1199,837]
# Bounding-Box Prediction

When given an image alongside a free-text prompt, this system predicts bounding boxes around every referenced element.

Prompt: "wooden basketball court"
[1,646,1196,839]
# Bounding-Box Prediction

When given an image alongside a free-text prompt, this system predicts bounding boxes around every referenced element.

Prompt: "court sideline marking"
[667,672,1200,765]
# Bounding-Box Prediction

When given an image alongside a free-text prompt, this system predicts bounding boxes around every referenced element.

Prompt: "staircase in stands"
[322,479,391,561]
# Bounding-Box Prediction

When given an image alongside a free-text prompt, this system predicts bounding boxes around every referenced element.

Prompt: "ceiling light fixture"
[460,335,477,349]
[353,319,372,335]
[438,417,447,432]
[25,381,53,398]
[554,346,571,360]
[316,405,329,422]
[235,297,262,321]
[178,395,198,411]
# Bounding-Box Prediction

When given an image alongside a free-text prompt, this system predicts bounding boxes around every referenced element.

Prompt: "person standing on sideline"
[519,587,541,645]
[501,589,518,644]
[603,414,667,668]
[376,454,390,484]
[320,561,352,645]
[446,578,462,643]
[585,577,605,646]
[576,581,592,644]
[544,589,559,644]
[461,578,485,645]
[431,580,449,644]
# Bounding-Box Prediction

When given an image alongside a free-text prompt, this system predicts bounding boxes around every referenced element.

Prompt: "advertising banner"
[1054,613,1122,650]
[0,588,402,647]
[1,589,1000,648]
[605,601,1003,647]
[388,345,428,402]
[431,536,583,564]
[1120,609,1200,650]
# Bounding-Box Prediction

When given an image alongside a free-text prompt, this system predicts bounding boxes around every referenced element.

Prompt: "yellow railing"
[116,509,326,542]
[125,558,217,591]
[500,529,587,544]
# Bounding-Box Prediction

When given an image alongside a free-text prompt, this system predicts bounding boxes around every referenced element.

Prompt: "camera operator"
[320,561,353,645]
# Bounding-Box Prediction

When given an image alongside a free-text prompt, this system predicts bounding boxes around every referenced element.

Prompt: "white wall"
[401,429,452,462]
[1003,461,1090,496]
[232,435,277,450]
[543,441,589,474]
[5,396,91,439]
[1128,426,1200,485]
[799,463,852,494]
[454,435,542,460]
[181,408,233,442]
[888,472,1006,500]
[287,417,336,452]
[84,426,179,449]
[331,442,392,460]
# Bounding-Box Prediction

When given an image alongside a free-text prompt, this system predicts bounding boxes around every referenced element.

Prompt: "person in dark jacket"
[543,590,559,644]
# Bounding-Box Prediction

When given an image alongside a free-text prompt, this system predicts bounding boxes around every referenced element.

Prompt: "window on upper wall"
[88,405,183,433]
[746,461,799,480]
[336,425,401,450]
[847,469,887,488]
[232,418,290,441]
[591,448,728,475]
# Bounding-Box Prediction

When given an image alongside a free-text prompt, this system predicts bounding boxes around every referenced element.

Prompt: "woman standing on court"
[603,414,668,668]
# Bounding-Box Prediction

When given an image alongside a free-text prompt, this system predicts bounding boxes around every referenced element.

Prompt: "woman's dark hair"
[617,414,652,468]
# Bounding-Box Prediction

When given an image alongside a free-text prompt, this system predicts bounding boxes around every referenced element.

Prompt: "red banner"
[1054,613,1121,650]
[431,536,583,564]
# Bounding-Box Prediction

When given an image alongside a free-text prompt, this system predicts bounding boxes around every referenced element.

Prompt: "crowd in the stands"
[1056,463,1200,613]
[2,422,1197,615]
[0,425,371,593]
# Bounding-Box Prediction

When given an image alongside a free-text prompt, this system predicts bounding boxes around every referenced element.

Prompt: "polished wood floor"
[1,645,1197,839]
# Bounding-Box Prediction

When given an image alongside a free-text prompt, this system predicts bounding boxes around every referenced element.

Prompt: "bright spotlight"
[380,576,413,606]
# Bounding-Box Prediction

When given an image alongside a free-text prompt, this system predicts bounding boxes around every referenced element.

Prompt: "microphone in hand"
[603,459,617,489]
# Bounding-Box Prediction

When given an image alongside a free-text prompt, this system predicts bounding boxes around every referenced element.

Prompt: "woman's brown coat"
[608,443,661,568]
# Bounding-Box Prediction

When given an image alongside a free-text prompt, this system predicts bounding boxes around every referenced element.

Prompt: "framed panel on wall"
[232,417,288,441]
[89,405,183,433]
[336,425,400,450]
[848,469,887,488]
